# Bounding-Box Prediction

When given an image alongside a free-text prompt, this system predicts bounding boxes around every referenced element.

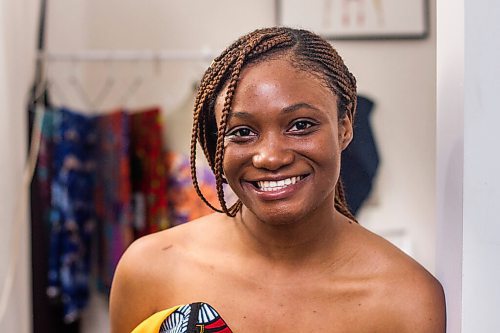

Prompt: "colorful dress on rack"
[129,107,169,237]
[47,107,97,323]
[94,109,134,292]
[165,153,220,226]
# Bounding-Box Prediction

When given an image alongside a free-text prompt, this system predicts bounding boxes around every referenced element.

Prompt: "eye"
[227,127,255,137]
[225,126,257,142]
[288,119,317,133]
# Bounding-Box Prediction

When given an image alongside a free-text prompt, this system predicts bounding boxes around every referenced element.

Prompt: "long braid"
[191,27,358,221]
[190,49,242,212]
[213,52,248,215]
[335,179,356,222]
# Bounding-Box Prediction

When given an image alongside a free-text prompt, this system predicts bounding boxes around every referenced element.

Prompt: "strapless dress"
[132,302,233,333]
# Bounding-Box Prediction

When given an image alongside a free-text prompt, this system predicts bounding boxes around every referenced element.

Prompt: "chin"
[244,202,311,226]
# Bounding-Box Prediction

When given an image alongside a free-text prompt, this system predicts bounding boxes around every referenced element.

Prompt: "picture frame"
[276,0,429,40]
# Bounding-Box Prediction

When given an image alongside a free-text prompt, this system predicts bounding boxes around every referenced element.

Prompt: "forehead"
[215,58,336,117]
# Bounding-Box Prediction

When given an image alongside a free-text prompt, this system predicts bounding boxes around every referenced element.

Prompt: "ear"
[338,115,353,150]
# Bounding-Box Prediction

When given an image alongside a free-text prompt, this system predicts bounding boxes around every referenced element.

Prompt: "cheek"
[299,129,341,161]
[222,146,248,181]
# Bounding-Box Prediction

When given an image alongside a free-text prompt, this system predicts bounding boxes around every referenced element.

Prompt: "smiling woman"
[109,27,446,333]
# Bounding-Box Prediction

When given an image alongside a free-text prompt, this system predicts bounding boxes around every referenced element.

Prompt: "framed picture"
[276,0,429,40]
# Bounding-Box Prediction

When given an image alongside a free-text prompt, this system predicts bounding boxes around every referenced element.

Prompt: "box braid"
[190,27,357,221]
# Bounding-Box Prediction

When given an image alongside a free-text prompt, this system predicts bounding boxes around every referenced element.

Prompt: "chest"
[159,272,383,333]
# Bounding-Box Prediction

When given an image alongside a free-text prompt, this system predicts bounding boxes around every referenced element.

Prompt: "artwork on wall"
[276,0,429,40]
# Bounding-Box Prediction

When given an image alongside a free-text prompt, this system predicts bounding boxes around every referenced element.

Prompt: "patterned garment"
[130,107,169,237]
[47,107,97,323]
[132,303,233,333]
[160,303,232,333]
[165,152,220,226]
[93,110,134,292]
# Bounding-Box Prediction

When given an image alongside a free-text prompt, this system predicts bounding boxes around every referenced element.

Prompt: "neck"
[232,201,349,265]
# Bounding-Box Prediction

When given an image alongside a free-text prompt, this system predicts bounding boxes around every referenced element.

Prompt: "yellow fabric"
[131,305,181,333]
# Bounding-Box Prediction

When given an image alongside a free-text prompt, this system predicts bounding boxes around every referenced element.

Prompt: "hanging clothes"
[37,107,56,218]
[37,104,170,322]
[46,107,97,323]
[93,109,134,292]
[34,106,81,332]
[129,107,169,237]
[340,95,380,215]
[165,152,219,226]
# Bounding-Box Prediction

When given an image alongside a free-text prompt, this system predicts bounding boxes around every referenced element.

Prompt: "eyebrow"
[227,103,321,122]
[281,102,321,114]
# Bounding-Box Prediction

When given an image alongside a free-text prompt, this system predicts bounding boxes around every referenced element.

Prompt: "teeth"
[256,176,303,191]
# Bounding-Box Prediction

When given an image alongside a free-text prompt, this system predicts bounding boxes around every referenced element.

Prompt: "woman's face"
[214,58,352,224]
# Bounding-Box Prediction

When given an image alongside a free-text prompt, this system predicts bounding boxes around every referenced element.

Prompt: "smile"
[254,175,305,192]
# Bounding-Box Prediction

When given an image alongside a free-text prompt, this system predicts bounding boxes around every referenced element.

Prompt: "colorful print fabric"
[93,110,134,292]
[47,107,97,323]
[160,303,233,333]
[130,107,169,236]
[165,153,218,226]
[132,303,233,333]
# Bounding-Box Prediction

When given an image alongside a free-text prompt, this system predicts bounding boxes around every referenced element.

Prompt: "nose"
[252,136,294,171]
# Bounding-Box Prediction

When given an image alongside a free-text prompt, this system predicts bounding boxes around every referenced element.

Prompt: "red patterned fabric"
[129,107,169,237]
[94,109,134,291]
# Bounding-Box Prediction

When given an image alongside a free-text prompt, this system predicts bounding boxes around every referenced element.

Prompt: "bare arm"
[392,272,446,333]
[109,237,159,333]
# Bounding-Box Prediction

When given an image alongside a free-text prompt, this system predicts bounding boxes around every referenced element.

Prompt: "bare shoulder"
[347,224,446,332]
[109,213,224,333]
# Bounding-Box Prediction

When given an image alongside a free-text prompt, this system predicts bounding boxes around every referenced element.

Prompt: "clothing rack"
[35,49,217,108]
[37,49,218,62]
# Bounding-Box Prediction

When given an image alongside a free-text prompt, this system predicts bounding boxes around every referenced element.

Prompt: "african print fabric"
[47,107,97,323]
[132,303,233,333]
[93,110,134,292]
[129,107,169,236]
[165,153,217,226]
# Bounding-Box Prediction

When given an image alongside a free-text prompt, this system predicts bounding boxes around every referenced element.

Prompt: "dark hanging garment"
[341,95,380,215]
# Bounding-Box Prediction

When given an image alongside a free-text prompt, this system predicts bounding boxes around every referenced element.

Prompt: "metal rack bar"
[37,49,217,62]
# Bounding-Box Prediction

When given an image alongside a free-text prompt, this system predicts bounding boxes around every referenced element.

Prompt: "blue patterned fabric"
[46,107,97,323]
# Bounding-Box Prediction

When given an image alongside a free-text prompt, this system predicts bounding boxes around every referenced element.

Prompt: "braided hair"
[190,27,357,221]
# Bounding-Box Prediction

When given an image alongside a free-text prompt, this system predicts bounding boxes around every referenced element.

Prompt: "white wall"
[462,0,500,331]
[436,0,464,331]
[437,0,500,331]
[0,0,38,332]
